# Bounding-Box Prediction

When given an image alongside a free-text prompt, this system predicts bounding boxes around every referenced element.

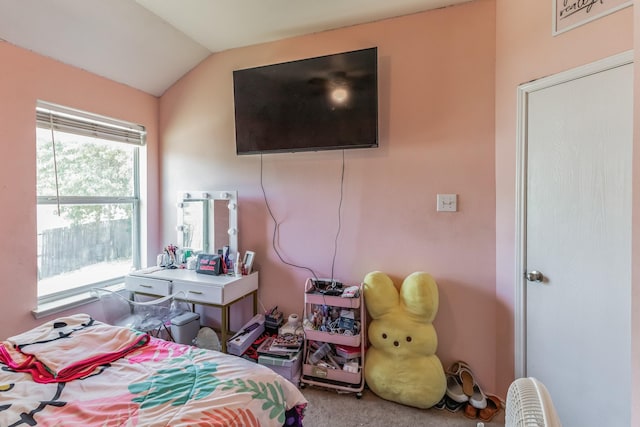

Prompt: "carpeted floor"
[300,385,505,427]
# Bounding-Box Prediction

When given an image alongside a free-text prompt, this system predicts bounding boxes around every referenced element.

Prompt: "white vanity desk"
[125,268,258,353]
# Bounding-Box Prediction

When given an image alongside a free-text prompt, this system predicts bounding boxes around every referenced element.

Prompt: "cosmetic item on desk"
[217,249,228,274]
[165,244,178,266]
[195,253,223,275]
[175,248,184,264]
[156,253,169,267]
[234,254,242,277]
[186,256,197,270]
[222,245,230,271]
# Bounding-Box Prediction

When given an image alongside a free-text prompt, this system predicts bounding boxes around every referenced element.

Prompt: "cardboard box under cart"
[258,351,302,383]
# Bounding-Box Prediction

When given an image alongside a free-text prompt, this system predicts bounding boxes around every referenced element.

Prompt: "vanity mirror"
[176,191,238,256]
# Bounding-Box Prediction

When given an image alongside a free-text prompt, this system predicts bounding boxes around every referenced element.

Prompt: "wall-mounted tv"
[233,47,378,155]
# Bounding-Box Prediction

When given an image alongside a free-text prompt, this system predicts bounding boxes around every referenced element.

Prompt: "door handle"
[525,270,544,282]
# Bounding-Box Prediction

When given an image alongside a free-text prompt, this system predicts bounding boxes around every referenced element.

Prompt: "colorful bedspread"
[0,315,307,427]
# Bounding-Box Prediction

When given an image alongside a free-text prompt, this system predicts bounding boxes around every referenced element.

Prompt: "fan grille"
[505,378,548,427]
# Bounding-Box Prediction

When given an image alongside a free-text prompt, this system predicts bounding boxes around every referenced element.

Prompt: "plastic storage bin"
[258,350,302,383]
[171,311,201,345]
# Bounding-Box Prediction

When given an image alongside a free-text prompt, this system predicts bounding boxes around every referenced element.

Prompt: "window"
[36,101,146,305]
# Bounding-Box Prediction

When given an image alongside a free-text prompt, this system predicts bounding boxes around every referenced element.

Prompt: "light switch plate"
[437,194,457,212]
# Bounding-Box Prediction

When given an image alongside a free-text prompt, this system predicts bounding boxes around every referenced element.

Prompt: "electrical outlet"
[437,194,457,212]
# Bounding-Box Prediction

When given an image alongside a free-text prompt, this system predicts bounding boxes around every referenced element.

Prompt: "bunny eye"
[406,336,412,342]
[382,333,388,339]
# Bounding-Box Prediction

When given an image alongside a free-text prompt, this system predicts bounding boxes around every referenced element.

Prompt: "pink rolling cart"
[299,279,365,398]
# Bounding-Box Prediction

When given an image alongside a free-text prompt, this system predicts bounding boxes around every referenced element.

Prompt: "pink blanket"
[0,314,149,383]
[0,319,307,426]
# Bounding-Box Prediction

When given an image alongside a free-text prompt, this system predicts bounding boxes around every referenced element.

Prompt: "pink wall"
[160,0,499,391]
[0,41,160,337]
[495,0,634,398]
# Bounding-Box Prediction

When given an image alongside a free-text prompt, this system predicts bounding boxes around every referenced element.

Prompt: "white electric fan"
[505,377,562,427]
[193,327,221,352]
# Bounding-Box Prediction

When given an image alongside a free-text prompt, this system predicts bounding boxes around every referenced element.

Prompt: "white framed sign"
[553,0,632,35]
[242,251,255,274]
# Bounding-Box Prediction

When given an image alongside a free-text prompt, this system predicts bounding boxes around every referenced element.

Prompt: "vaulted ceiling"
[0,0,473,96]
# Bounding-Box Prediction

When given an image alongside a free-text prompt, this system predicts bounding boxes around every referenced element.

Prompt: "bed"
[0,313,307,426]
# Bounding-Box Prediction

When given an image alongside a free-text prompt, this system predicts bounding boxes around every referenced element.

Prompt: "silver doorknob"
[526,270,544,282]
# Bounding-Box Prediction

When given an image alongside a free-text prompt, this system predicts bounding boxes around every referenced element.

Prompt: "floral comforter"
[0,314,307,426]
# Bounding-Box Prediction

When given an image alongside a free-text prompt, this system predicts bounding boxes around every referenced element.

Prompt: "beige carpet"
[300,385,505,427]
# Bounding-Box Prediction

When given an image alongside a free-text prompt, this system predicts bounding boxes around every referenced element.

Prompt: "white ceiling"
[0,0,472,96]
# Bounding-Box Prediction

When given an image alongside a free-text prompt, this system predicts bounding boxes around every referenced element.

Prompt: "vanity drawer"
[172,281,223,305]
[124,276,171,296]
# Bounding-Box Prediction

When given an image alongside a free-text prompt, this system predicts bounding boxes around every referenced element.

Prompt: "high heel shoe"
[448,360,487,409]
[469,383,487,409]
[445,373,469,403]
[447,360,475,397]
[478,394,503,421]
[463,402,478,419]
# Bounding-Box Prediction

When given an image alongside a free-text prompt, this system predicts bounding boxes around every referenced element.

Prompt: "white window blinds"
[36,101,146,146]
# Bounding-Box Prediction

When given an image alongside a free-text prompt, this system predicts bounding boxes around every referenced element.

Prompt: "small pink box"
[334,344,361,359]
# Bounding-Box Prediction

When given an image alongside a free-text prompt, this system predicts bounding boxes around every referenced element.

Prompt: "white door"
[516,53,632,427]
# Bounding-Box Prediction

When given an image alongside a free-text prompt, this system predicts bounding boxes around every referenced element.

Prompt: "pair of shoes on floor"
[463,394,504,421]
[432,394,465,413]
[445,373,468,403]
[433,396,446,410]
[444,395,465,413]
[446,360,487,409]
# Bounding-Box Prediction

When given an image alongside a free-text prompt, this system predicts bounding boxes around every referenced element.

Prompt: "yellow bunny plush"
[363,271,446,408]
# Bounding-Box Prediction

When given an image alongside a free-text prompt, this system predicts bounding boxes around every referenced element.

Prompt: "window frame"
[35,101,145,306]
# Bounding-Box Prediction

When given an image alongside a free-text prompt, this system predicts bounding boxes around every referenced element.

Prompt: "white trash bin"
[171,312,200,345]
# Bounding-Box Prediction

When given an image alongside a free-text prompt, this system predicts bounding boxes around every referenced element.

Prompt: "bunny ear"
[400,272,439,322]
[363,271,399,319]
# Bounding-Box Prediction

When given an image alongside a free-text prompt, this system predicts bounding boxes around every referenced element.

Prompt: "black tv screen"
[233,47,378,155]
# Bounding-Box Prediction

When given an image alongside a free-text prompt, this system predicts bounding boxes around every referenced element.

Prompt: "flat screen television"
[233,47,378,155]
